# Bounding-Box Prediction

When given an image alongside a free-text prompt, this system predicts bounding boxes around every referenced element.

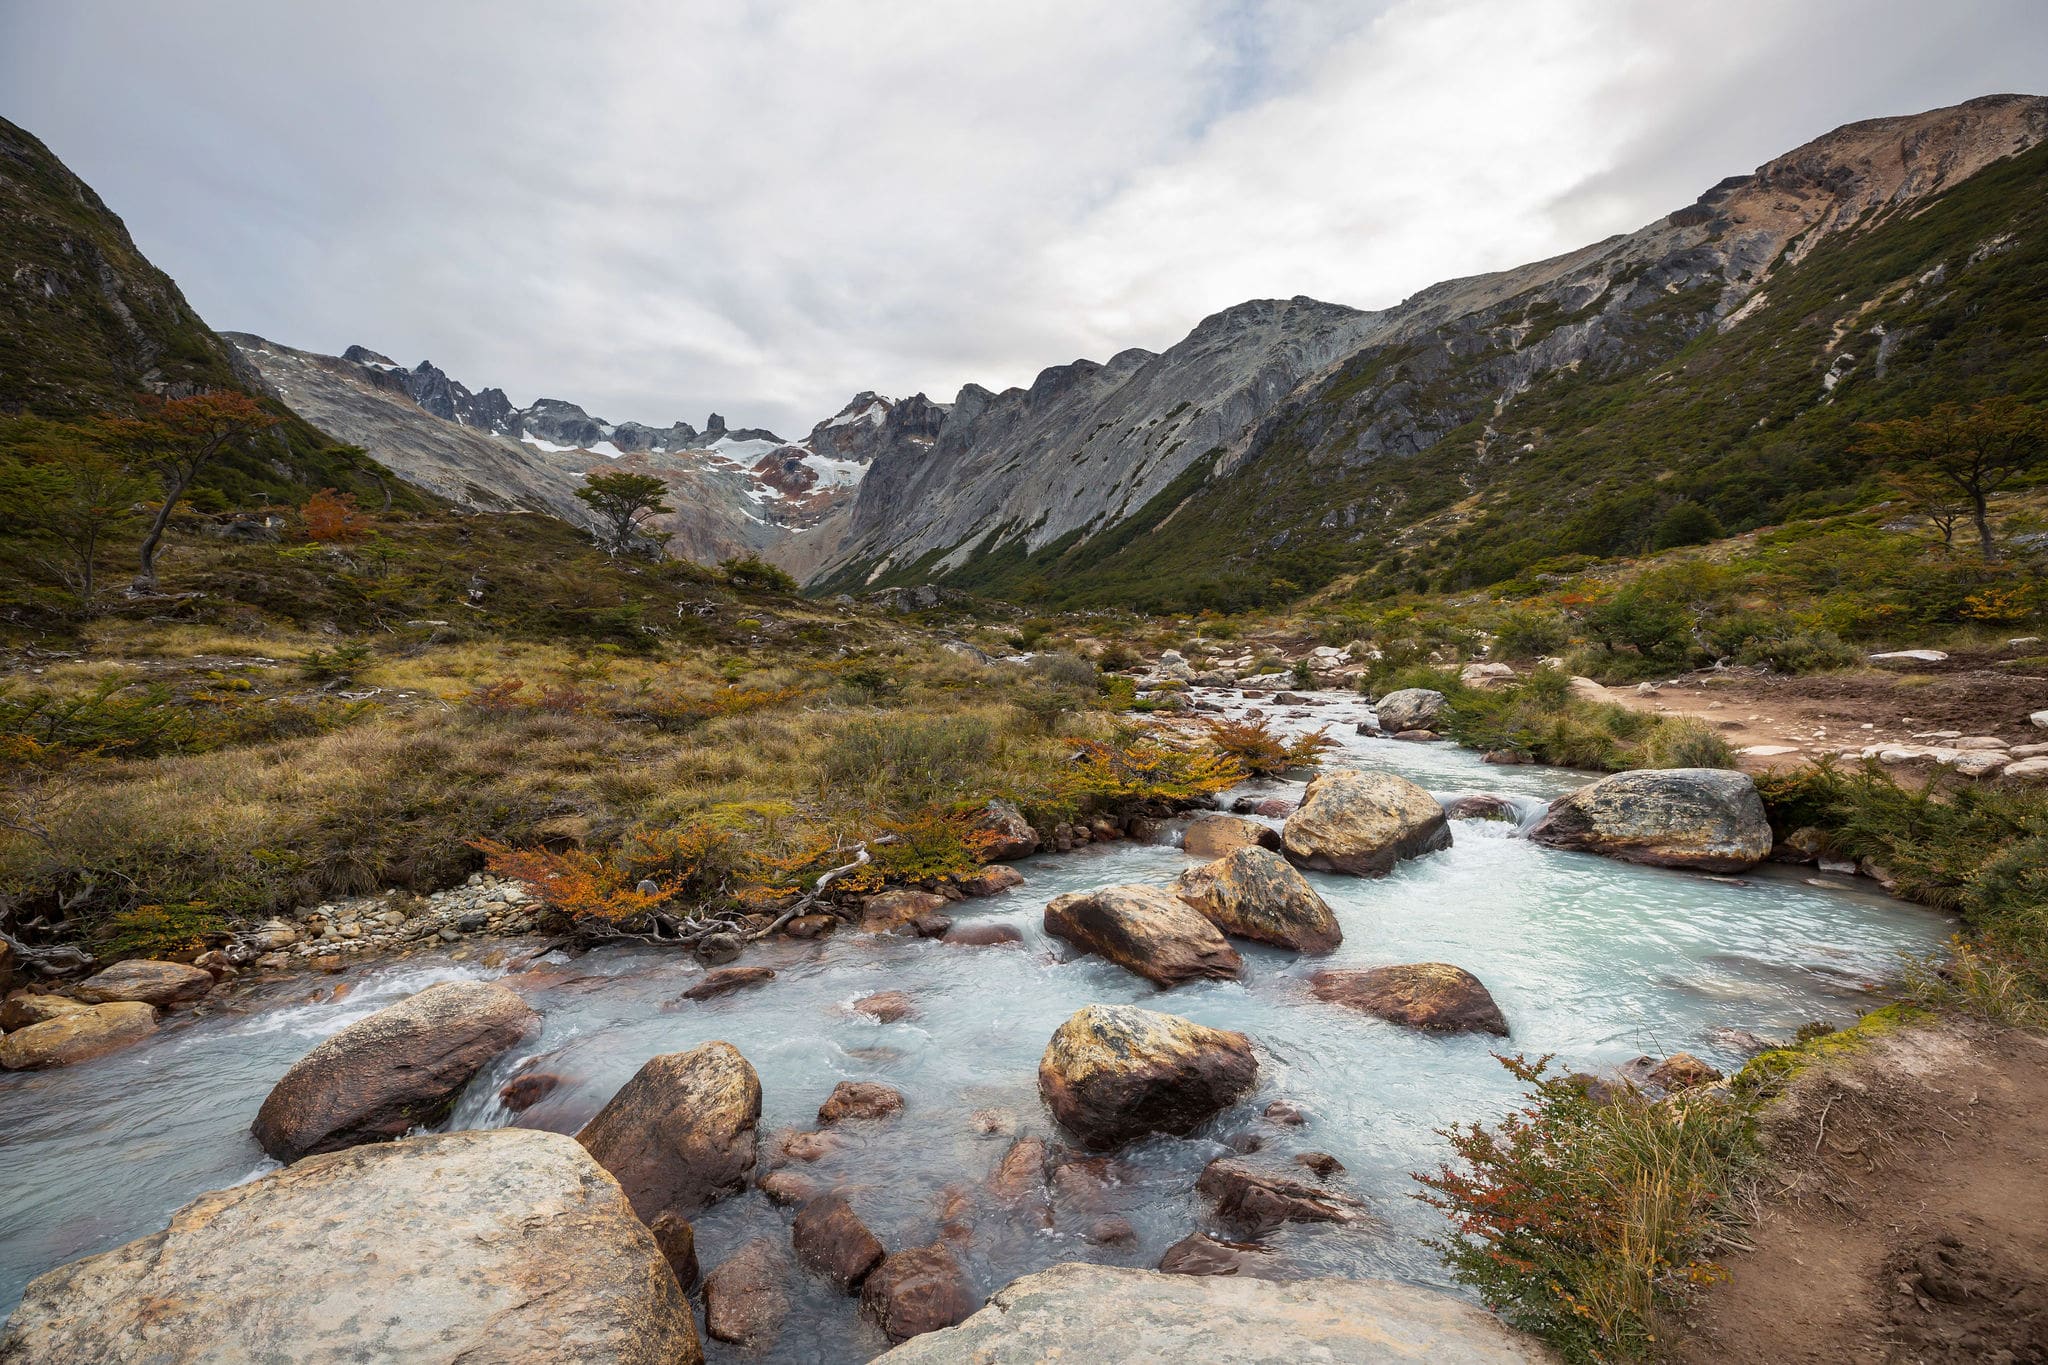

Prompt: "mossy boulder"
[1280,769,1451,877]
[1171,846,1341,953]
[1037,1003,1257,1150]
[1530,768,1771,872]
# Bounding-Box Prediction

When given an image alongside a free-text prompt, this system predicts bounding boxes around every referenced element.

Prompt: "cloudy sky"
[4,1,2043,434]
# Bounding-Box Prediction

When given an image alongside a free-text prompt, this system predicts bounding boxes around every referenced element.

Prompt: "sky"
[4,0,2044,436]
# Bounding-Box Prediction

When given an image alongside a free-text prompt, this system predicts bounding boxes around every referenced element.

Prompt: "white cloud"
[2,0,2043,433]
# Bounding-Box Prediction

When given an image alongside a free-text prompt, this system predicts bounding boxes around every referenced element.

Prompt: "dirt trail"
[1669,1021,2048,1363]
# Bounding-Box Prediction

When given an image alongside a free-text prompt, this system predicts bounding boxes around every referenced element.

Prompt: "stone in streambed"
[497,1071,561,1112]
[1043,884,1242,987]
[861,1241,978,1343]
[1373,687,1446,733]
[852,990,916,1022]
[959,865,1026,897]
[1311,964,1509,1036]
[1037,1004,1257,1150]
[0,1129,701,1365]
[1180,813,1281,859]
[861,889,949,932]
[1529,768,1772,873]
[649,1210,699,1289]
[704,1236,791,1349]
[1196,1157,1366,1235]
[792,1192,886,1291]
[679,966,775,1001]
[251,980,536,1162]
[0,992,88,1032]
[1157,1232,1273,1277]
[819,1080,905,1124]
[943,921,1024,947]
[0,1001,156,1071]
[72,959,212,1007]
[1171,845,1341,953]
[1280,769,1451,877]
[577,1040,762,1222]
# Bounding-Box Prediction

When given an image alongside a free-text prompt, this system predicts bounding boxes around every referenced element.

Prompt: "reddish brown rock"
[649,1210,699,1290]
[774,1129,842,1163]
[0,992,88,1032]
[861,1242,978,1343]
[959,866,1026,897]
[988,1136,1048,1206]
[704,1236,790,1350]
[1263,1099,1307,1125]
[1037,1004,1258,1151]
[1181,813,1281,859]
[758,1169,821,1206]
[969,799,1040,862]
[1443,794,1518,822]
[1042,885,1242,987]
[497,1072,561,1113]
[818,1080,906,1125]
[862,889,950,932]
[1310,964,1509,1036]
[576,1041,762,1222]
[73,959,212,1007]
[1087,1216,1138,1246]
[1622,1051,1725,1092]
[942,922,1025,947]
[0,1002,157,1071]
[679,966,775,1001]
[251,981,537,1163]
[851,990,916,1023]
[786,914,836,939]
[1295,1152,1345,1179]
[1157,1231,1272,1277]
[1196,1157,1366,1234]
[792,1193,886,1291]
[1171,846,1341,954]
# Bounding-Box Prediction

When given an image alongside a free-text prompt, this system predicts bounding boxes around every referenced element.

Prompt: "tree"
[38,447,151,609]
[102,391,280,589]
[301,488,370,542]
[575,470,672,556]
[1858,397,2048,561]
[1650,500,1724,551]
[1881,470,1970,549]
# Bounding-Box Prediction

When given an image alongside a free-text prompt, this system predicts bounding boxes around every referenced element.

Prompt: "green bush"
[817,715,999,806]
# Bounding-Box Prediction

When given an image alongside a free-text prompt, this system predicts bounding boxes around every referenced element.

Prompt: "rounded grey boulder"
[1373,687,1447,733]
[1280,769,1451,877]
[1530,767,1772,872]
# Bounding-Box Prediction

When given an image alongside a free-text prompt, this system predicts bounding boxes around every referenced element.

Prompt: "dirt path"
[1669,1021,2048,1363]
[1595,655,2048,774]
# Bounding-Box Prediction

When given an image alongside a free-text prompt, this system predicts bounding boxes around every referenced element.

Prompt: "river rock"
[861,1242,979,1343]
[1,992,89,1031]
[704,1236,791,1349]
[1181,813,1281,859]
[0,1001,156,1070]
[989,1135,1049,1206]
[1529,768,1772,872]
[1043,885,1242,987]
[863,889,950,932]
[852,989,917,1022]
[680,966,775,1000]
[819,1080,906,1124]
[498,1071,561,1112]
[793,1193,886,1291]
[578,1040,762,1222]
[1373,687,1446,732]
[250,981,535,1163]
[72,959,212,1007]
[1196,1157,1366,1234]
[1280,769,1451,876]
[1311,964,1509,1036]
[1622,1052,1725,1092]
[1037,1004,1258,1150]
[1443,794,1517,822]
[1156,1232,1274,1277]
[787,912,837,938]
[874,1262,1549,1361]
[0,1129,701,1365]
[1171,846,1341,953]
[960,865,1026,897]
[943,921,1024,947]
[650,1210,699,1289]
[971,798,1041,861]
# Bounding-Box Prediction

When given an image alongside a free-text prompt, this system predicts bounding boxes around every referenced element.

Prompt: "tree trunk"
[133,470,191,590]
[1972,491,1998,561]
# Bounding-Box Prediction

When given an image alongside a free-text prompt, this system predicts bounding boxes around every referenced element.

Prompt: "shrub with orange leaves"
[301,487,371,542]
[1202,716,1337,778]
[471,838,672,923]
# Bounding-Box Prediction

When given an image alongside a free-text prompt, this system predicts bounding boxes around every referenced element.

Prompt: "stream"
[0,687,1953,1358]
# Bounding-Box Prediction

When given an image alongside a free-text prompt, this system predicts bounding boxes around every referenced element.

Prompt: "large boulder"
[0,1002,156,1071]
[0,1129,702,1365]
[1037,1004,1257,1150]
[1280,769,1451,876]
[578,1041,762,1223]
[970,798,1040,862]
[861,889,950,932]
[1373,687,1446,733]
[251,980,537,1163]
[0,992,89,1032]
[1311,964,1509,1036]
[1529,768,1772,872]
[874,1262,1551,1362]
[861,1242,979,1343]
[1171,846,1341,953]
[1043,885,1243,987]
[1180,813,1281,859]
[72,959,212,1007]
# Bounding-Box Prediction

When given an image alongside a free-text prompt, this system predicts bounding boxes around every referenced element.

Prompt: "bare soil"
[1668,1020,2048,1363]
[1601,653,2048,774]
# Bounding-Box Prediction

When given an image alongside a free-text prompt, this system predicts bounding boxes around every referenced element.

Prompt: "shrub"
[1492,609,1573,659]
[719,555,798,593]
[98,901,229,960]
[818,715,998,806]
[1203,716,1338,778]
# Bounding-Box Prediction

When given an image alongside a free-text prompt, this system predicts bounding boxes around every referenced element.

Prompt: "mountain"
[813,94,2048,609]
[230,338,889,564]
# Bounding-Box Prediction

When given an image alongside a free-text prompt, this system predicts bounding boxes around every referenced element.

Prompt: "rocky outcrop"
[704,1236,791,1349]
[1280,769,1451,876]
[1181,813,1281,859]
[861,1242,979,1343]
[0,1002,156,1070]
[251,981,536,1162]
[1037,1004,1258,1150]
[873,1262,1551,1362]
[1311,964,1510,1036]
[577,1041,762,1222]
[1530,768,1772,872]
[1043,884,1243,986]
[72,959,212,1007]
[1373,688,1447,733]
[0,1130,702,1365]
[1171,846,1341,953]
[792,1193,886,1290]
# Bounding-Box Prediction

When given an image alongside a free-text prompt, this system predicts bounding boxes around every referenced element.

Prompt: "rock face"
[577,1041,762,1222]
[0,1129,703,1365]
[0,1002,156,1070]
[1172,846,1341,953]
[861,1242,979,1343]
[251,981,536,1162]
[1311,964,1509,1036]
[792,1193,887,1290]
[1037,1004,1258,1150]
[1280,769,1451,876]
[704,1236,791,1349]
[1530,768,1772,872]
[1181,813,1281,859]
[1373,688,1447,733]
[72,959,212,1007]
[1043,884,1243,987]
[874,1262,1550,1362]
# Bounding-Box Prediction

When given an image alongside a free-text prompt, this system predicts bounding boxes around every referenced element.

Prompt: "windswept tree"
[102,391,280,589]
[1858,397,2048,561]
[576,470,672,556]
